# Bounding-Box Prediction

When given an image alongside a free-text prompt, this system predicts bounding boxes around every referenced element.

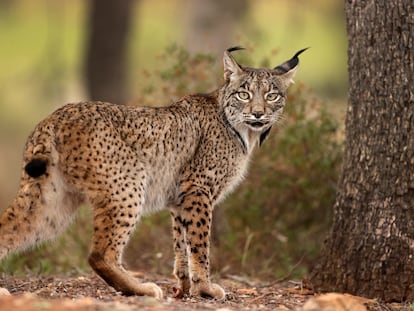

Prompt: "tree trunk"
[310,0,414,302]
[84,0,134,104]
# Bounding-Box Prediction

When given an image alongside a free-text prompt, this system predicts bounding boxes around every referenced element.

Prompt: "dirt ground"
[0,273,411,311]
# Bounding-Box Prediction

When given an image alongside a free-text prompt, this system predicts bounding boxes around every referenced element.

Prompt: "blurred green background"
[0,0,347,280]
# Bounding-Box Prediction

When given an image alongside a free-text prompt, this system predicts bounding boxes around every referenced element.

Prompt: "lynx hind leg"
[87,190,163,299]
[0,157,82,262]
[170,208,190,296]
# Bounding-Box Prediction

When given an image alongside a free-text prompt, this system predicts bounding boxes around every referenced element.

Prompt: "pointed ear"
[223,46,244,82]
[274,47,308,88]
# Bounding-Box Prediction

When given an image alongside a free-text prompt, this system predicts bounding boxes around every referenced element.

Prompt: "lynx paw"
[140,282,164,299]
[190,282,225,300]
[173,277,191,298]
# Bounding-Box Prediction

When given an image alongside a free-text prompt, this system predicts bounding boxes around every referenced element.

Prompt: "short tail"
[23,121,55,179]
[0,123,62,261]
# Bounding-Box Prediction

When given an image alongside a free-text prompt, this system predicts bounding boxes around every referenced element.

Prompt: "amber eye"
[266,93,281,102]
[236,91,250,101]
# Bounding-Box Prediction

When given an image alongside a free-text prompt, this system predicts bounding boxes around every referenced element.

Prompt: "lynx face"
[221,47,306,148]
[223,69,288,133]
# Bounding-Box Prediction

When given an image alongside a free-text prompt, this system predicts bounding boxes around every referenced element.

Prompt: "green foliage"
[0,47,343,280]
[136,44,220,106]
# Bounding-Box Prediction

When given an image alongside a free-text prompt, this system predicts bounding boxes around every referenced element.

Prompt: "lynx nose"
[252,111,264,119]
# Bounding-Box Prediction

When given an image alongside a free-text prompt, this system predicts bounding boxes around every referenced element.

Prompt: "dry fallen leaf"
[302,293,369,311]
[237,288,259,296]
[172,286,184,299]
[0,287,11,296]
[301,278,315,292]
[287,287,315,296]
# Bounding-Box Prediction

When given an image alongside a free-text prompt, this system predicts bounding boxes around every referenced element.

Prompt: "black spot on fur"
[25,158,48,178]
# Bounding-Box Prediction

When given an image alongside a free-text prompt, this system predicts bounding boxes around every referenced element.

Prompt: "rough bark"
[310,0,414,302]
[84,0,134,104]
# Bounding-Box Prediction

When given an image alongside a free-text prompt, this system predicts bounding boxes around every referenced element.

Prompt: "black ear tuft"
[25,158,48,178]
[226,46,245,54]
[224,47,245,82]
[274,47,309,73]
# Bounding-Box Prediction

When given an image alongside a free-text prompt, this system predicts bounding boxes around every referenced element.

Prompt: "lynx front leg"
[170,208,190,295]
[178,187,225,300]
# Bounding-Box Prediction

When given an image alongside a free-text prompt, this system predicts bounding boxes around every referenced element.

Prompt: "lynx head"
[220,47,307,149]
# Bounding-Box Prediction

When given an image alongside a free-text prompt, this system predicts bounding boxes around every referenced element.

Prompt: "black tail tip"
[25,158,48,178]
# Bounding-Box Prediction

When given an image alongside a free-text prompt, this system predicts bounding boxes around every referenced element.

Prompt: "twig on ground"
[258,255,305,288]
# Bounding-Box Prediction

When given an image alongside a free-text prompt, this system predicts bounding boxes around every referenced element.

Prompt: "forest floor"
[0,273,411,311]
